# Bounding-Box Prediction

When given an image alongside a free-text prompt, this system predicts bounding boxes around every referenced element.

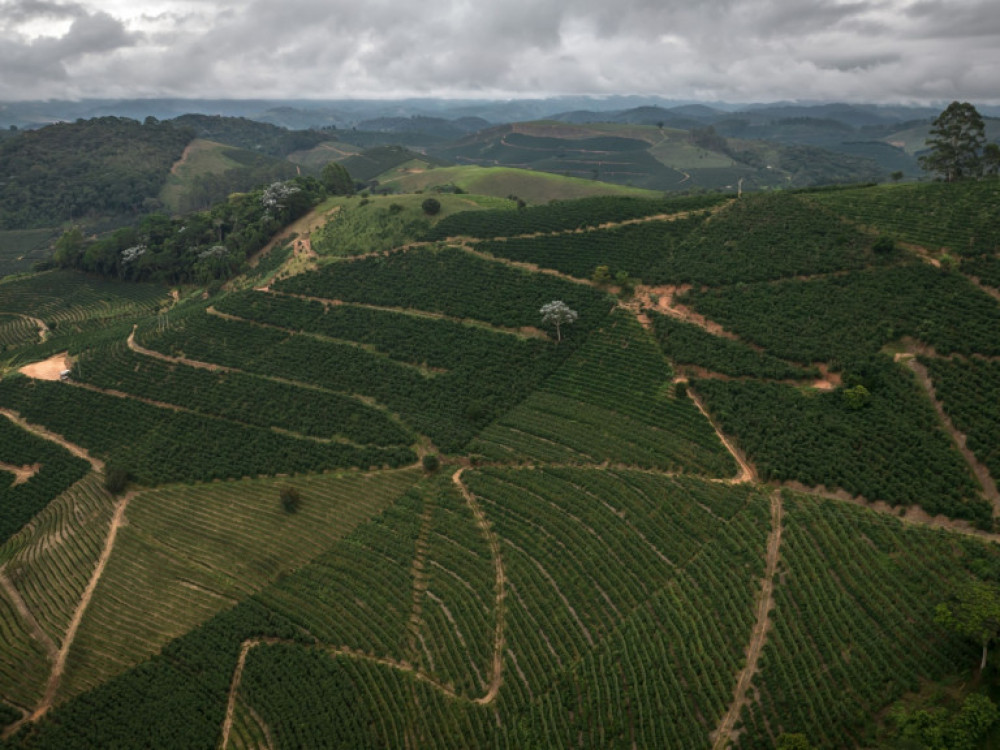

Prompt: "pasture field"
[4,178,1000,748]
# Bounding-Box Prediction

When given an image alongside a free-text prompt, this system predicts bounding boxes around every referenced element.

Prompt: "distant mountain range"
[3,96,997,132]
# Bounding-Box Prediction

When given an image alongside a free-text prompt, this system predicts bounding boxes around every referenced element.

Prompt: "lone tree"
[321,161,355,195]
[280,486,302,514]
[421,197,442,216]
[919,101,987,182]
[936,579,1000,671]
[540,300,578,343]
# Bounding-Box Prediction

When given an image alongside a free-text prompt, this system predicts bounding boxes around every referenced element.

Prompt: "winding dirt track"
[711,491,783,750]
[687,392,756,484]
[904,356,1000,517]
[0,409,104,472]
[30,492,133,721]
[218,469,508,749]
[0,564,58,660]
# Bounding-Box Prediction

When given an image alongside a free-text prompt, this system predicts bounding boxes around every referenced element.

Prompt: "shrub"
[422,454,440,473]
[280,486,301,513]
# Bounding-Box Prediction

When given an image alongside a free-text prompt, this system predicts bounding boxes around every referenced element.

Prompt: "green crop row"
[652,312,817,380]
[273,245,611,334]
[693,356,988,523]
[736,493,997,748]
[423,194,727,240]
[473,214,706,280]
[73,341,412,446]
[683,264,1000,365]
[472,311,735,475]
[0,415,91,545]
[810,180,1000,256]
[0,377,415,486]
[644,192,894,286]
[922,356,1000,484]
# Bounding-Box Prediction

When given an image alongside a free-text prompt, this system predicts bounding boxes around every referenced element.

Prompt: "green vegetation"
[139,278,602,452]
[0,271,167,343]
[169,114,329,158]
[652,313,817,380]
[645,192,893,285]
[692,357,988,523]
[3,173,1000,748]
[472,312,735,475]
[0,229,58,278]
[962,254,1000,289]
[378,164,663,203]
[683,264,1000,364]
[475,212,707,279]
[0,376,414,485]
[0,475,115,709]
[0,117,192,230]
[159,139,299,214]
[810,180,1000,256]
[425,193,727,240]
[340,145,432,182]
[735,493,1000,748]
[922,356,1000,483]
[73,341,412,446]
[52,177,325,283]
[311,196,430,256]
[0,416,90,544]
[274,244,609,331]
[919,101,988,182]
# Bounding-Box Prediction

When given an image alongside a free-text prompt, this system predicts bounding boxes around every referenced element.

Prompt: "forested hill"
[169,114,329,157]
[0,117,193,230]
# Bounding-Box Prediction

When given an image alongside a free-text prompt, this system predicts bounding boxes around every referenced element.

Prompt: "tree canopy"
[919,102,988,182]
[935,579,1000,671]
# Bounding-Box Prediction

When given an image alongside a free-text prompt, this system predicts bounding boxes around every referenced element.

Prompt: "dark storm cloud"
[1,0,998,103]
[0,5,137,92]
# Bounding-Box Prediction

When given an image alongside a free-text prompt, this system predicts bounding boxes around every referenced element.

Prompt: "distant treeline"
[50,177,324,284]
[0,116,193,229]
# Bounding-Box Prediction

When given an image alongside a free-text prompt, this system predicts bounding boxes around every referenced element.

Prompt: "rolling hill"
[1,180,999,748]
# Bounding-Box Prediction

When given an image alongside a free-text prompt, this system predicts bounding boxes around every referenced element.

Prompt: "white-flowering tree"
[261,181,301,211]
[540,300,578,343]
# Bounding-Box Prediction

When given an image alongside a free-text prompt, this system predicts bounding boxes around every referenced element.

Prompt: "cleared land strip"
[0,409,103,472]
[904,356,1000,518]
[219,469,507,749]
[712,490,783,750]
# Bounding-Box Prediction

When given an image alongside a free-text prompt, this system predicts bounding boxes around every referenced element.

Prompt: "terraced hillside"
[2,181,1000,749]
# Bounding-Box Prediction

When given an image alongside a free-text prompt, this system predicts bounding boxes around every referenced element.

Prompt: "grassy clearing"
[159,139,243,211]
[58,468,419,702]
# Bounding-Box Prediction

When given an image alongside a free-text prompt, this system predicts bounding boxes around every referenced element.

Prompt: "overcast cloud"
[1,0,998,103]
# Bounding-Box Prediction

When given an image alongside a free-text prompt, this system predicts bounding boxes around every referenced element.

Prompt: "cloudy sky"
[2,0,999,103]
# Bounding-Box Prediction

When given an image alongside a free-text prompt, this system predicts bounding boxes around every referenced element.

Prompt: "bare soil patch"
[18,353,70,381]
[0,462,41,486]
